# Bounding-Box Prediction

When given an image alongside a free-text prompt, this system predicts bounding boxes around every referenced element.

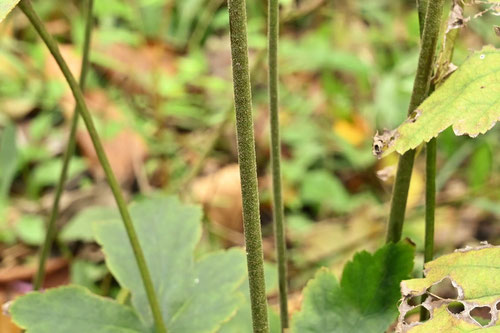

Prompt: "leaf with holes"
[94,196,247,333]
[10,286,149,333]
[373,46,500,159]
[0,0,21,23]
[397,243,500,332]
[292,241,415,333]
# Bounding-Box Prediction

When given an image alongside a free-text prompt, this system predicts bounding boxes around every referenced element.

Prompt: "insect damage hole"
[447,301,465,314]
[427,277,460,300]
[403,305,430,325]
[470,306,492,327]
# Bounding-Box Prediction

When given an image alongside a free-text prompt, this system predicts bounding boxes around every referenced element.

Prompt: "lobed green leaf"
[94,196,247,333]
[292,241,415,333]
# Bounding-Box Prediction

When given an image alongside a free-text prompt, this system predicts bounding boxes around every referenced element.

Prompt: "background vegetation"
[0,0,499,331]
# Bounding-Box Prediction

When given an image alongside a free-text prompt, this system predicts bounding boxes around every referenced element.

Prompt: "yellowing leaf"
[0,0,21,23]
[397,244,500,332]
[374,46,500,158]
[403,305,500,333]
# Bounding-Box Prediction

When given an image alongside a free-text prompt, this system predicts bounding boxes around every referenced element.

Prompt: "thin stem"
[424,0,463,265]
[385,0,446,243]
[228,0,269,332]
[424,137,436,263]
[415,0,436,266]
[18,2,167,332]
[268,0,288,330]
[33,0,94,291]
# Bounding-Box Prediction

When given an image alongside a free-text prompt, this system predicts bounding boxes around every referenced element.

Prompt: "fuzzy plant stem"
[267,0,288,330]
[32,0,94,291]
[228,0,269,332]
[385,0,445,243]
[18,2,167,332]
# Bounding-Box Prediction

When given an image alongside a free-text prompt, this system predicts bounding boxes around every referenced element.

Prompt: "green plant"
[10,196,248,333]
[383,0,445,244]
[5,0,167,331]
[2,0,500,333]
[292,242,415,332]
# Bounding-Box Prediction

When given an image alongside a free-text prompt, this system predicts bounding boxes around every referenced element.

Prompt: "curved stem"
[33,0,94,291]
[385,0,446,243]
[18,2,167,332]
[228,0,269,332]
[267,0,288,330]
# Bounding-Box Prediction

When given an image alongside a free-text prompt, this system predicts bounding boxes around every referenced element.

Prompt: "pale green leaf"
[0,0,21,23]
[10,286,149,333]
[292,242,415,333]
[398,244,500,332]
[374,46,500,158]
[94,196,247,333]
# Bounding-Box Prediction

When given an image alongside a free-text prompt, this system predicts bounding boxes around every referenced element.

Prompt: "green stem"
[18,2,167,332]
[423,0,463,265]
[267,0,288,330]
[385,0,446,244]
[32,0,94,291]
[424,138,436,263]
[228,0,269,332]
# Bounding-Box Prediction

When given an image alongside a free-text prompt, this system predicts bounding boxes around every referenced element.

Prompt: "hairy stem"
[33,0,94,291]
[268,0,288,330]
[417,0,429,35]
[227,0,269,332]
[386,0,446,243]
[18,1,167,332]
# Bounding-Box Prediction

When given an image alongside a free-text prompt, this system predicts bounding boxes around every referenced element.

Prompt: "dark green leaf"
[292,242,415,333]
